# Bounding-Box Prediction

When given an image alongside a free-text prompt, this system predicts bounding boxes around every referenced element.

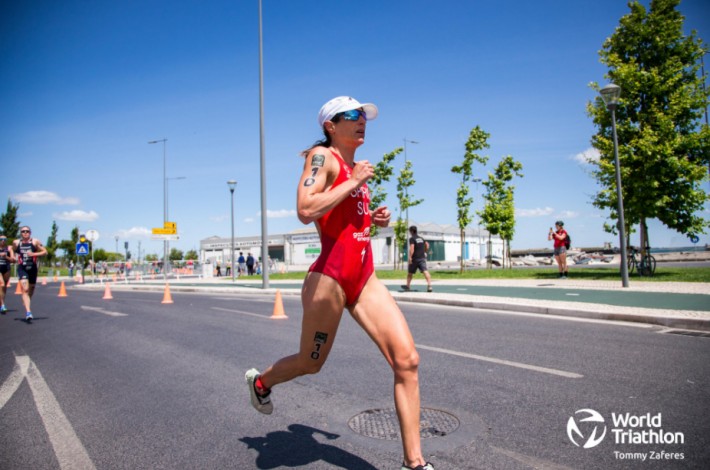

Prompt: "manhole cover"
[348,407,459,440]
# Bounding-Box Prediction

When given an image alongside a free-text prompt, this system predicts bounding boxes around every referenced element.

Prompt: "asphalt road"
[1,288,708,469]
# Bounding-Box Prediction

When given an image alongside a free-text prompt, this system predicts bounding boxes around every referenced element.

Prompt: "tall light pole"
[403,138,418,231]
[148,138,168,280]
[227,180,237,282]
[258,0,269,288]
[600,83,630,288]
[166,176,187,221]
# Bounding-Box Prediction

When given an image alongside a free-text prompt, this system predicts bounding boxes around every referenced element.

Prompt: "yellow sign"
[152,228,176,235]
[152,222,177,235]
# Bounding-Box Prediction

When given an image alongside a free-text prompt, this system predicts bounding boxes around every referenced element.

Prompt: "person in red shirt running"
[548,220,569,278]
[245,96,434,470]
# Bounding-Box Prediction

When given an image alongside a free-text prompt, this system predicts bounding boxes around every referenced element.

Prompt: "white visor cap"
[317,96,378,127]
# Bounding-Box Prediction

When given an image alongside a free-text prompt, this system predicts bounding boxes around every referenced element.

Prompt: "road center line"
[81,306,128,317]
[211,307,271,319]
[15,355,97,469]
[416,344,584,379]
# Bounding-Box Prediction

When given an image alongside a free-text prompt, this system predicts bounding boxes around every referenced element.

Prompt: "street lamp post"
[600,83,630,288]
[148,138,168,280]
[227,180,237,282]
[258,0,269,289]
[166,176,186,271]
[166,176,187,221]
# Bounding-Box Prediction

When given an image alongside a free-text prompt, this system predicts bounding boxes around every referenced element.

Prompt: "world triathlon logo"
[567,409,607,449]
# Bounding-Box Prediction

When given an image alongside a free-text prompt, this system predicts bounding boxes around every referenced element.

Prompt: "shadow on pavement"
[240,423,378,469]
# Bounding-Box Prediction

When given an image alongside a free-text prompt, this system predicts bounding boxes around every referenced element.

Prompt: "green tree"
[184,249,199,260]
[45,221,59,266]
[58,227,81,265]
[169,248,183,261]
[145,254,159,262]
[587,0,710,255]
[394,159,423,269]
[0,199,20,240]
[451,126,490,273]
[369,147,402,237]
[479,156,523,269]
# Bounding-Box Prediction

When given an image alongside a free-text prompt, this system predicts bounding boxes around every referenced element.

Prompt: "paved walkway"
[72,275,710,332]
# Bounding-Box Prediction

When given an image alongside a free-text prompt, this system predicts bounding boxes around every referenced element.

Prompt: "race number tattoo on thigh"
[310,331,328,360]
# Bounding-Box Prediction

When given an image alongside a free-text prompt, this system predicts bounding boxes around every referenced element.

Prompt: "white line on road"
[416,344,584,378]
[80,306,128,317]
[2,355,97,470]
[211,306,272,319]
[0,356,26,409]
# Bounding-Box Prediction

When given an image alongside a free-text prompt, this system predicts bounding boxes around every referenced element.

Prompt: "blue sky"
[2,0,709,257]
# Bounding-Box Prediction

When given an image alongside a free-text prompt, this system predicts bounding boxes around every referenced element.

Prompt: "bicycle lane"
[384,284,710,312]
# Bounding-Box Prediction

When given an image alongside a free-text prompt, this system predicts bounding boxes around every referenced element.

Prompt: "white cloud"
[243,217,255,223]
[557,210,579,218]
[52,210,99,221]
[516,207,554,217]
[572,147,600,165]
[12,190,80,205]
[115,227,152,239]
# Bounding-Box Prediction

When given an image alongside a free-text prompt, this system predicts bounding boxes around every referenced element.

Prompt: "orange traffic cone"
[15,281,23,295]
[53,273,58,282]
[41,276,47,286]
[58,281,68,297]
[271,290,288,319]
[161,283,173,304]
[102,283,113,300]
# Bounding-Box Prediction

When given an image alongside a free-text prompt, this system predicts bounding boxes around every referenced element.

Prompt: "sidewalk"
[74,276,710,332]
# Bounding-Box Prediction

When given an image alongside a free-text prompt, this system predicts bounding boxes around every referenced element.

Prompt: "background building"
[200,222,503,269]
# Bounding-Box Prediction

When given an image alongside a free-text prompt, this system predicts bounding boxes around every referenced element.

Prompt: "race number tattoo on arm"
[310,331,328,360]
[304,154,325,186]
[304,167,319,187]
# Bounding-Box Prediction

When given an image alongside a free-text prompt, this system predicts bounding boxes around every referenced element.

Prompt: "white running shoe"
[245,368,273,415]
[401,462,434,470]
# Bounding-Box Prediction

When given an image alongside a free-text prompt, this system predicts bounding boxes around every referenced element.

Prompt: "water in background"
[652,245,709,253]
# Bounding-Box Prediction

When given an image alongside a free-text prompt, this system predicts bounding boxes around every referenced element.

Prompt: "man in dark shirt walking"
[402,226,432,292]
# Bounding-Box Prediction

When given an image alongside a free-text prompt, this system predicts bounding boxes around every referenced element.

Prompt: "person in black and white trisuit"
[0,233,15,314]
[9,226,47,322]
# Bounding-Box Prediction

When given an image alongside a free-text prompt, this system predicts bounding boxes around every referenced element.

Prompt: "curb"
[70,283,710,332]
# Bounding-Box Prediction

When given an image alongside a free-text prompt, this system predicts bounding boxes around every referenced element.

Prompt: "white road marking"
[81,306,128,317]
[416,344,584,379]
[1,355,96,470]
[0,356,26,409]
[211,306,271,319]
[565,293,580,296]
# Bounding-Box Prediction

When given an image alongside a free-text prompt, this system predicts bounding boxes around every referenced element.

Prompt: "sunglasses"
[335,109,367,122]
[20,230,30,233]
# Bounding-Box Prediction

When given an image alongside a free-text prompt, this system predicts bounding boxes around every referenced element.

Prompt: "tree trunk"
[487,234,492,269]
[460,229,465,273]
